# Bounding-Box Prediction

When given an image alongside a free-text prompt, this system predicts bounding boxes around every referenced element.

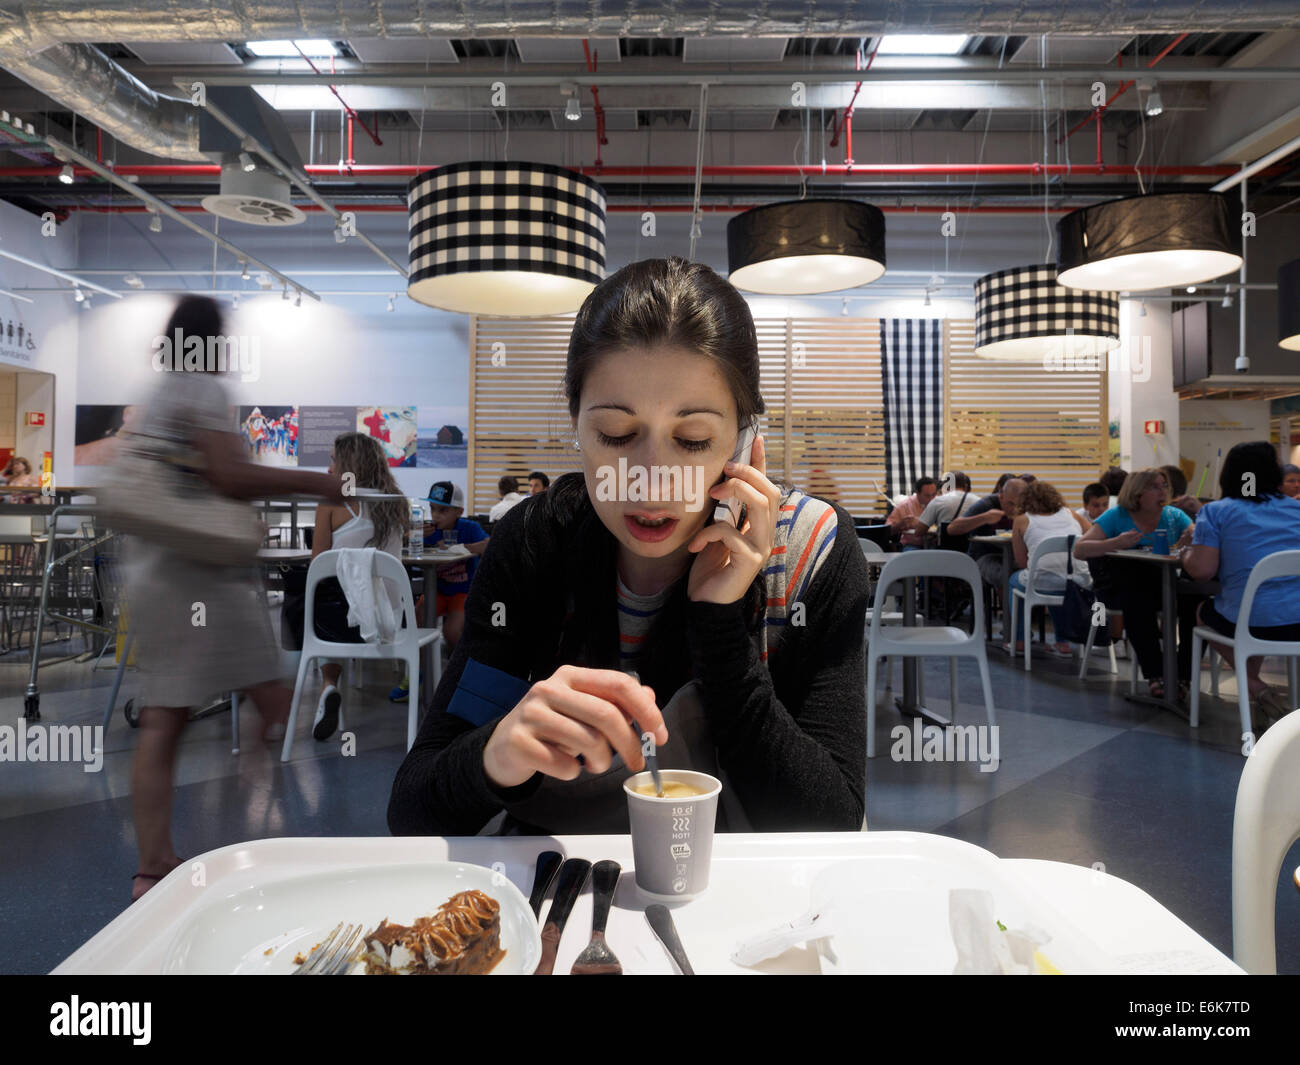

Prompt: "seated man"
[885,475,939,549]
[489,474,527,523]
[914,471,977,539]
[390,482,489,703]
[528,470,550,495]
[948,476,1027,592]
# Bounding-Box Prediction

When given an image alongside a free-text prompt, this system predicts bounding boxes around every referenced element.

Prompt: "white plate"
[161,861,541,975]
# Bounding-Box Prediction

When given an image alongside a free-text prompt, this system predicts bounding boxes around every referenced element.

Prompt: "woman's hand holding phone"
[686,433,781,605]
[482,665,669,788]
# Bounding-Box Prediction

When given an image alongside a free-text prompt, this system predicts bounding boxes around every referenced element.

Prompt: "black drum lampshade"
[407,161,607,316]
[1056,191,1241,293]
[974,263,1121,361]
[1280,258,1300,352]
[726,199,886,294]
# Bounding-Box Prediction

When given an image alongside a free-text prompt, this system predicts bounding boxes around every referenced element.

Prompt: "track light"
[295,289,302,307]
[232,293,240,309]
[1144,88,1164,117]
[1222,290,1233,308]
[73,287,84,302]
[239,151,256,173]
[1139,301,1148,317]
[282,284,289,301]
[58,164,74,185]
[123,273,144,289]
[149,211,162,233]
[1187,286,1197,294]
[387,294,395,312]
[841,297,849,316]
[333,223,346,244]
[240,261,251,281]
[924,289,932,307]
[565,96,582,121]
[82,297,92,311]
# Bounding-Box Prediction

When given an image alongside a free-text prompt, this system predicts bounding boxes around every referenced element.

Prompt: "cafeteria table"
[51,832,1243,975]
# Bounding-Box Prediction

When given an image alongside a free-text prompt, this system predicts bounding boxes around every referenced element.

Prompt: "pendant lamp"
[974,263,1120,361]
[407,161,607,316]
[1280,257,1300,351]
[1056,191,1241,293]
[726,199,886,294]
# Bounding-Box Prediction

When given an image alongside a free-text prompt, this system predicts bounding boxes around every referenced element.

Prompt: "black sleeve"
[964,496,993,517]
[684,504,869,830]
[387,500,549,836]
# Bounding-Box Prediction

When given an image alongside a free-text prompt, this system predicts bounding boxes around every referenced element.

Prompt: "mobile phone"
[713,418,759,528]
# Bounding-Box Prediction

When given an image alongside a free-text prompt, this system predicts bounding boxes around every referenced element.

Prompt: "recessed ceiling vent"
[201,155,305,226]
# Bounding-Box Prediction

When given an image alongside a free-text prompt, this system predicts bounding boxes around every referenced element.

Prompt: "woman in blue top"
[1181,441,1300,732]
[1074,467,1199,700]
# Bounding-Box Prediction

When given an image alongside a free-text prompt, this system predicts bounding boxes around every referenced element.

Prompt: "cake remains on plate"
[362,890,506,974]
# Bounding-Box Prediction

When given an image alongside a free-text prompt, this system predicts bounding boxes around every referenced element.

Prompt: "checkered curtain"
[880,319,944,498]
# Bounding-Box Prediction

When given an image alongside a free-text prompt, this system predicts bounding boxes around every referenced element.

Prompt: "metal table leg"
[898,574,952,727]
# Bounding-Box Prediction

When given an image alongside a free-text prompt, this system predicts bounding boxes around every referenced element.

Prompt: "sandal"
[131,871,166,902]
[1148,679,1165,700]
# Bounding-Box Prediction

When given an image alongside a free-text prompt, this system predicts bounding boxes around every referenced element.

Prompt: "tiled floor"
[2,634,1298,975]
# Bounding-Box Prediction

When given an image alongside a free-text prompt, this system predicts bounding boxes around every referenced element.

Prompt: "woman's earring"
[573,439,582,451]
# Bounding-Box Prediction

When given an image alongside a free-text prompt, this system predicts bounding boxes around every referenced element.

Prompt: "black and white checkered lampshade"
[974,264,1120,361]
[407,161,607,316]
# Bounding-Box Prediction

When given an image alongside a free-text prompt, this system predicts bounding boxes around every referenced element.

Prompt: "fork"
[292,921,364,975]
[570,860,623,975]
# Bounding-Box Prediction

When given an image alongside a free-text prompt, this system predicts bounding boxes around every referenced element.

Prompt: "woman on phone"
[389,258,870,835]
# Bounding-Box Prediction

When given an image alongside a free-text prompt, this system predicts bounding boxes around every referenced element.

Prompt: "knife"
[645,905,695,975]
[527,850,563,918]
[533,858,592,975]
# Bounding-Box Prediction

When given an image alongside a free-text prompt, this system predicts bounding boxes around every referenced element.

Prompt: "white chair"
[281,549,443,761]
[1190,550,1300,744]
[860,538,907,702]
[1008,534,1079,673]
[865,551,996,759]
[1231,705,1300,973]
[1078,609,1139,692]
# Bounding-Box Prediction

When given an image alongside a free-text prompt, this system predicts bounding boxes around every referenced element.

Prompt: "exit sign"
[1143,420,1164,435]
[24,412,44,426]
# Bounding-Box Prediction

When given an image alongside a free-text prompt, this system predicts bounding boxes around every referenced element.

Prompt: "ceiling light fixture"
[1222,290,1233,308]
[239,151,256,173]
[1144,87,1164,118]
[407,161,607,316]
[282,284,290,300]
[148,210,162,233]
[58,164,74,184]
[875,34,969,55]
[974,263,1120,361]
[387,294,396,312]
[73,287,84,302]
[240,261,251,281]
[232,292,240,309]
[1187,286,1197,294]
[727,199,887,295]
[246,39,338,58]
[123,273,143,289]
[1139,301,1148,317]
[295,289,302,307]
[1278,258,1300,351]
[1056,192,1242,292]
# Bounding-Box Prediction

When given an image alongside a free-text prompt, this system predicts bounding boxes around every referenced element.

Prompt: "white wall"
[0,199,80,483]
[1179,400,1272,497]
[14,372,54,469]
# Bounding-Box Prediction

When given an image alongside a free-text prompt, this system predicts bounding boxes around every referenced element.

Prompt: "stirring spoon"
[623,669,663,796]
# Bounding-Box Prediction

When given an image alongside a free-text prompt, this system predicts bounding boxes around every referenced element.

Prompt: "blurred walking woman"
[389,258,871,836]
[121,297,341,900]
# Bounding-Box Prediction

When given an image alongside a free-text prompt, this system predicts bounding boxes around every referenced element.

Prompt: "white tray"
[52,832,1186,975]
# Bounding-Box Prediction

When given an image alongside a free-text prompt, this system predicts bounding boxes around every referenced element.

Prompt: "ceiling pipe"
[0,163,1244,180]
[1058,33,1188,145]
[197,92,408,278]
[72,202,1077,215]
[45,133,319,301]
[1211,132,1300,192]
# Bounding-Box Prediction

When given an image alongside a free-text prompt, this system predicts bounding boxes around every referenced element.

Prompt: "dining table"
[50,832,1243,975]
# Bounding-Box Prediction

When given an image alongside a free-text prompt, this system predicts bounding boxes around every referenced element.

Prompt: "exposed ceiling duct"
[2,2,1300,161]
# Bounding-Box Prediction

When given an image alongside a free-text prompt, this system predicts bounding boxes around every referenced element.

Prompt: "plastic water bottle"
[408,500,424,558]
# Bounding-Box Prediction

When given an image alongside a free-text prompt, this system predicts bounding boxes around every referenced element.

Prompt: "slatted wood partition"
[468,315,581,512]
[944,318,1108,506]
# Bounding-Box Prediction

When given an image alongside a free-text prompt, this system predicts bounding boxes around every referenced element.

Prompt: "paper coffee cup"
[624,770,722,902]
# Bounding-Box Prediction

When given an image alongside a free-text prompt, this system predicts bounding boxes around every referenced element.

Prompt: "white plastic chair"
[1231,705,1300,973]
[1008,534,1080,673]
[1190,549,1300,745]
[860,538,907,703]
[281,549,443,761]
[865,551,996,759]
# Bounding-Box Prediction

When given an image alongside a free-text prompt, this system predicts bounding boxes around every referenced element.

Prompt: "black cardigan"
[387,476,870,834]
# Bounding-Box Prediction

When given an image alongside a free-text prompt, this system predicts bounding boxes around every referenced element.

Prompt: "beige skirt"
[122,537,282,708]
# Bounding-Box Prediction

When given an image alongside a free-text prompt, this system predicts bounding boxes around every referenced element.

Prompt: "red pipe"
[77,202,1074,215]
[0,161,1238,179]
[830,37,879,163]
[1059,32,1189,145]
[294,44,383,148]
[95,126,102,164]
[582,39,609,170]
